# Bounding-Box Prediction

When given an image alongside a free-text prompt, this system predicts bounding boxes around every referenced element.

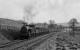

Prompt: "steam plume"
[23,5,38,24]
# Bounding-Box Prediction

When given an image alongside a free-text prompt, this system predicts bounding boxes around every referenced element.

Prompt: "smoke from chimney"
[23,4,38,24]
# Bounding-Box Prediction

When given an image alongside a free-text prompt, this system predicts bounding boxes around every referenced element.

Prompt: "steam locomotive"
[15,24,49,40]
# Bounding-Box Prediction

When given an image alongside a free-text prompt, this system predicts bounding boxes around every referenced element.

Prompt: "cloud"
[33,0,80,23]
[0,0,24,20]
[0,0,80,23]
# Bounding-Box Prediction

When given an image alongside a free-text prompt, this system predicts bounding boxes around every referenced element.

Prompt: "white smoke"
[23,5,38,23]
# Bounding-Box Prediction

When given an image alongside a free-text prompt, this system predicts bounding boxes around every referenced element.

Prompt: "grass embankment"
[0,31,10,45]
[0,18,24,45]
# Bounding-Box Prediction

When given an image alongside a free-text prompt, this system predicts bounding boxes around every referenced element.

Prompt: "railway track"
[14,32,55,50]
[0,40,26,48]
[27,34,55,50]
[0,32,54,50]
[0,32,48,48]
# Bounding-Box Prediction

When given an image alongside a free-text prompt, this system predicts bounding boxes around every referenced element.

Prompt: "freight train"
[0,23,62,40]
[14,23,65,40]
[14,24,50,40]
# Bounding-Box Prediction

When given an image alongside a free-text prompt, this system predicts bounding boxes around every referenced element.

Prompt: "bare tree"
[68,18,78,37]
[48,20,56,28]
[49,20,55,24]
[68,18,78,25]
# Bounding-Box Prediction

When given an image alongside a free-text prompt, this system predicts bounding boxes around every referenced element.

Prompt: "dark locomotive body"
[16,24,49,40]
[16,24,35,40]
[17,24,63,40]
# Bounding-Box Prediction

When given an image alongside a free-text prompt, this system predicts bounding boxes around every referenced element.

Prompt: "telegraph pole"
[69,18,78,37]
[70,21,75,37]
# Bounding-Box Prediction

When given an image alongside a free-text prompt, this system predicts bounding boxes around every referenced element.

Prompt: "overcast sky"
[0,0,80,23]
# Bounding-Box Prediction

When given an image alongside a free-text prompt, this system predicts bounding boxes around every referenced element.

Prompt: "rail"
[0,31,53,50]
[0,40,26,48]
[13,32,54,50]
